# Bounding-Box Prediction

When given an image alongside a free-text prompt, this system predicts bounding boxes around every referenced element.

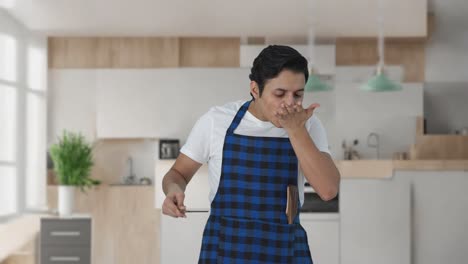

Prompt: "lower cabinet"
[40,217,92,264]
[340,178,411,264]
[300,214,340,264]
[161,212,339,264]
[160,211,209,264]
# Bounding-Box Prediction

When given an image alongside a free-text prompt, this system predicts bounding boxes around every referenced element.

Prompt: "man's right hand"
[161,153,203,218]
[162,190,187,218]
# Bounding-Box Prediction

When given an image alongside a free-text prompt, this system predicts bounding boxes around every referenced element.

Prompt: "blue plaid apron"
[198,100,313,264]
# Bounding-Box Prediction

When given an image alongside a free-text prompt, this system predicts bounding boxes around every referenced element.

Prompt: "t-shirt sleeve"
[179,111,213,164]
[307,116,332,156]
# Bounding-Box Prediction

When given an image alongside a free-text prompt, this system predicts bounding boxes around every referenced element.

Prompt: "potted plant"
[49,131,101,216]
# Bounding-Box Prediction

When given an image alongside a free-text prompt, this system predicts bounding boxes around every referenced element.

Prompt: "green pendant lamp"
[361,66,402,92]
[305,69,332,92]
[360,0,402,92]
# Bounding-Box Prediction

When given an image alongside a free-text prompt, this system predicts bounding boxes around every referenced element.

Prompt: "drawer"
[41,246,90,264]
[41,219,91,246]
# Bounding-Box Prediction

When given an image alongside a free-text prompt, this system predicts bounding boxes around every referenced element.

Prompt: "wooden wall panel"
[48,37,99,68]
[99,37,179,68]
[409,116,468,160]
[336,38,425,82]
[411,135,468,160]
[48,37,180,68]
[179,37,240,67]
[247,36,266,45]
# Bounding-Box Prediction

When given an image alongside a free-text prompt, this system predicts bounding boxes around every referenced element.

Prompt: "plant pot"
[58,185,75,217]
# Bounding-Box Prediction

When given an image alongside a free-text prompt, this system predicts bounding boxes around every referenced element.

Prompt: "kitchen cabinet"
[340,178,411,264]
[155,159,210,210]
[394,170,468,264]
[96,68,250,139]
[160,211,209,264]
[40,216,92,264]
[96,70,159,138]
[300,214,340,264]
[161,213,338,264]
[156,159,211,263]
[49,70,98,141]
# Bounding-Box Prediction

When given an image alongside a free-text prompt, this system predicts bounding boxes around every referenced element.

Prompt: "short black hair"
[249,45,309,99]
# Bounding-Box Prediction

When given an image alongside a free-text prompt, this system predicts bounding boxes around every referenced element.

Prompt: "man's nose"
[284,94,295,106]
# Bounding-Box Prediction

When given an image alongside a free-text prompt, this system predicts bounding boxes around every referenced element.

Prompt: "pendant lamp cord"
[307,0,316,71]
[377,0,385,71]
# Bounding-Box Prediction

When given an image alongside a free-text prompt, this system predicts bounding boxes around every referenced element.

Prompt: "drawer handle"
[50,231,81,237]
[50,256,80,262]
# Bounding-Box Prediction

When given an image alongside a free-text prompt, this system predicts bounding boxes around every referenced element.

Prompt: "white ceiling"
[2,0,428,37]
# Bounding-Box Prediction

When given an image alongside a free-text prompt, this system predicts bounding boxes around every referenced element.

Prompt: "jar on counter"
[393,152,408,160]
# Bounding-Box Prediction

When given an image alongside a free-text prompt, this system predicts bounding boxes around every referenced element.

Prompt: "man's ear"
[250,81,260,100]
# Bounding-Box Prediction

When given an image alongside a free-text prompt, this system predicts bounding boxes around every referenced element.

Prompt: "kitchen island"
[338,159,468,264]
[336,159,468,178]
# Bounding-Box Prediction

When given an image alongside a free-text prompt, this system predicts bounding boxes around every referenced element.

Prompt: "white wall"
[304,66,423,159]
[426,0,468,82]
[423,82,468,134]
[424,1,468,134]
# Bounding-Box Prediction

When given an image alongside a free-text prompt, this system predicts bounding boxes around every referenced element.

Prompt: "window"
[0,19,47,220]
[0,33,16,82]
[0,167,17,216]
[0,84,16,162]
[0,33,18,218]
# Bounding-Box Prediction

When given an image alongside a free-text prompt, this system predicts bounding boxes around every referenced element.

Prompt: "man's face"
[251,70,305,128]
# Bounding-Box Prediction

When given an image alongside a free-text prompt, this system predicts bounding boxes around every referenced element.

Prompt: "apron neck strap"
[226,100,252,135]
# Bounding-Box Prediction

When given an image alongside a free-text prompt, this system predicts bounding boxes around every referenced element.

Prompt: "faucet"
[124,156,136,184]
[367,132,380,159]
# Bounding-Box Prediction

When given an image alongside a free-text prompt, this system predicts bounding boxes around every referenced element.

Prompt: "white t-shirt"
[180,100,331,206]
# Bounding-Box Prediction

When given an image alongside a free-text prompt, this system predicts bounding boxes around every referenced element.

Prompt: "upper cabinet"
[96,68,251,139]
[96,70,159,138]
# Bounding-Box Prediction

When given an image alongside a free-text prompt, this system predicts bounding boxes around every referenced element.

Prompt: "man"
[162,45,340,263]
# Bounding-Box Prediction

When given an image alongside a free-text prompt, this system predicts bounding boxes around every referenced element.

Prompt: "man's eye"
[294,93,303,98]
[275,93,284,97]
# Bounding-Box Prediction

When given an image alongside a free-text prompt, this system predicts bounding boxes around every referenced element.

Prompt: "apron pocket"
[218,216,294,264]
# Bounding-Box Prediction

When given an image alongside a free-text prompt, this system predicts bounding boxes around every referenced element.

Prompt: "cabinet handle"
[50,231,81,237]
[50,256,80,262]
